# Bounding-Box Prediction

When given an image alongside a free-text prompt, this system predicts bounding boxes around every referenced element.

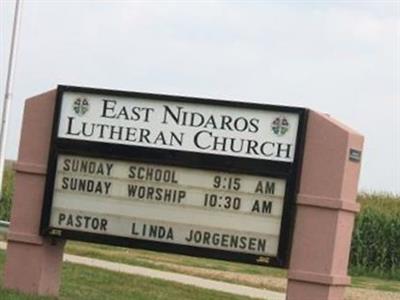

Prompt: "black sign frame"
[40,85,308,268]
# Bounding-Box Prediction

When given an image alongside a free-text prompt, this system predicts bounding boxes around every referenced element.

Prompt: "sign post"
[3,86,363,299]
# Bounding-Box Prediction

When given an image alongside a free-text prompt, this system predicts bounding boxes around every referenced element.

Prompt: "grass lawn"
[65,240,400,293]
[0,250,255,300]
[351,276,400,293]
[66,240,286,277]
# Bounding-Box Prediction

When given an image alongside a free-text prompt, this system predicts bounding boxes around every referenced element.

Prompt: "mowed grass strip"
[65,240,400,293]
[0,251,256,300]
[66,241,286,292]
[66,241,286,277]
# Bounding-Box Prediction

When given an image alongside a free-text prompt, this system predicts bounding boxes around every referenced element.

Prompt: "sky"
[0,0,399,194]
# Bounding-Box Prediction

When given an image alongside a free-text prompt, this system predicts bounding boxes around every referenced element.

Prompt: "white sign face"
[49,154,287,256]
[57,92,300,162]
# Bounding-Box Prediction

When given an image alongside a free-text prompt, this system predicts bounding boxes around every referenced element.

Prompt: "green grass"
[64,239,400,293]
[65,240,287,292]
[0,250,255,300]
[66,241,286,277]
[351,275,400,293]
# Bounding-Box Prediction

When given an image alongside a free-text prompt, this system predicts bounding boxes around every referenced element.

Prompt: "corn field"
[350,193,400,279]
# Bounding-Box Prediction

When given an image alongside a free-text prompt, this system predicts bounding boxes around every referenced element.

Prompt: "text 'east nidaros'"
[64,99,293,160]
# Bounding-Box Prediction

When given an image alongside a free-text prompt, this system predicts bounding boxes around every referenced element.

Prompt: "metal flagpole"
[0,0,22,197]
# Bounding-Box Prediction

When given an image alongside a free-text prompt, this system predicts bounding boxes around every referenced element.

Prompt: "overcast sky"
[1,0,399,194]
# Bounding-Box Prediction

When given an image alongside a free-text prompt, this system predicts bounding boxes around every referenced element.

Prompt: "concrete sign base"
[286,111,363,300]
[4,91,65,296]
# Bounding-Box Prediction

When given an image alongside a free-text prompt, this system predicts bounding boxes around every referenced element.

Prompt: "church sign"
[40,85,307,267]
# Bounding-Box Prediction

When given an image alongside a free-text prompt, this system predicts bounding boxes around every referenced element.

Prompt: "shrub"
[0,167,14,221]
